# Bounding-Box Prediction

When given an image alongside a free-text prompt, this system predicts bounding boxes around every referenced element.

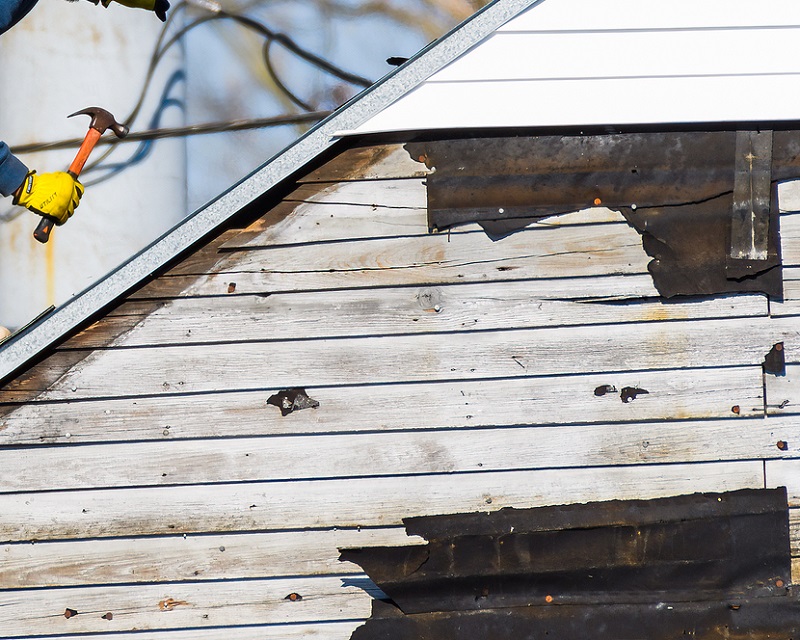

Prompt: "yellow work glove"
[13,171,84,225]
[101,0,170,21]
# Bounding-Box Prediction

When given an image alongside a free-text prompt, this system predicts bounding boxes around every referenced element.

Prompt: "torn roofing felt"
[0,0,546,386]
[407,129,798,298]
[340,488,796,640]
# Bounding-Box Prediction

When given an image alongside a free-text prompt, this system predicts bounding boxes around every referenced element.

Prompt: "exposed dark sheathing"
[407,131,800,298]
[342,488,796,639]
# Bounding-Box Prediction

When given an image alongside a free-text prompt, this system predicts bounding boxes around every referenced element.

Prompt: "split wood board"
[26,315,796,401]
[0,365,764,444]
[79,287,767,349]
[1,416,794,493]
[0,461,766,542]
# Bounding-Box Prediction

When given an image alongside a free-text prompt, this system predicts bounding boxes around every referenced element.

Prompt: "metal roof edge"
[0,0,542,386]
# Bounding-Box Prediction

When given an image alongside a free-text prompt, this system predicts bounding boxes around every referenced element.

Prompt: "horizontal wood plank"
[0,461,765,542]
[178,221,650,278]
[0,528,419,588]
[0,366,764,444]
[219,200,429,250]
[766,459,800,504]
[27,316,796,401]
[36,623,360,640]
[765,363,800,415]
[300,144,428,182]
[2,416,793,493]
[134,271,660,302]
[77,286,767,349]
[0,576,373,638]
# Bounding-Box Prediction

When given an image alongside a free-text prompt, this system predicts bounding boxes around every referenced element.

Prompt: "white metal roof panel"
[353,0,800,133]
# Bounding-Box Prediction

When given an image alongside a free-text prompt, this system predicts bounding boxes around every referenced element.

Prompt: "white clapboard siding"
[0,528,420,588]
[32,316,795,401]
[0,462,765,542]
[86,287,767,349]
[434,29,800,83]
[0,366,764,445]
[352,75,800,133]
[0,577,374,638]
[352,1,800,134]
[1,417,793,493]
[499,0,800,31]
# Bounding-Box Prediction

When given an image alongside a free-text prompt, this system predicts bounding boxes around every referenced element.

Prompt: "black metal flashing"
[341,488,795,639]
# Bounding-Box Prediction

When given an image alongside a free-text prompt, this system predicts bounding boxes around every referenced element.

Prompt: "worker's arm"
[0,141,28,198]
[0,0,40,34]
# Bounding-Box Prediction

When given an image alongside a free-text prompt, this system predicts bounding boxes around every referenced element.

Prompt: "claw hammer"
[34,107,129,243]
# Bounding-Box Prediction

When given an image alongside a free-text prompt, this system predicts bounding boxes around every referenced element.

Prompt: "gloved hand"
[13,171,84,225]
[101,0,170,21]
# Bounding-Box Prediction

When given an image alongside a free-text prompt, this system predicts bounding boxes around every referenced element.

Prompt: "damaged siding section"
[0,140,799,639]
[409,129,800,297]
[343,488,795,639]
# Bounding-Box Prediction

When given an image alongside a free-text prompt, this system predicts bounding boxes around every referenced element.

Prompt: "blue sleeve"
[0,142,28,197]
[0,0,38,34]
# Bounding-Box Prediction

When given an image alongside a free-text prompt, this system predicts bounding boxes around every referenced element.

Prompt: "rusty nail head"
[732,405,740,414]
[64,608,78,618]
[102,612,113,620]
[285,592,303,601]
[776,579,785,588]
[777,440,789,451]
[545,595,554,603]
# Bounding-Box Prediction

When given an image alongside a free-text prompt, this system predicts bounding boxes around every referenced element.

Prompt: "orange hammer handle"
[33,128,101,244]
[68,128,101,176]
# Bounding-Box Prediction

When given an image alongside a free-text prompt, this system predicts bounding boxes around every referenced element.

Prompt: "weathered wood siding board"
[26,315,794,401]
[40,624,360,640]
[0,366,764,445]
[74,288,767,349]
[165,223,651,288]
[3,417,794,493]
[38,624,361,640]
[0,576,376,638]
[299,143,429,182]
[0,461,768,543]
[134,271,661,302]
[0,528,419,589]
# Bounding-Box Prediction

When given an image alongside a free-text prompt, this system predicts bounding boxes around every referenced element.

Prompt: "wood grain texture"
[0,461,765,542]
[165,222,651,288]
[498,0,800,31]
[0,528,418,588]
[1,417,792,493]
[27,316,796,401]
[74,286,767,349]
[37,623,360,640]
[0,366,764,444]
[300,144,428,182]
[766,459,800,504]
[0,576,374,638]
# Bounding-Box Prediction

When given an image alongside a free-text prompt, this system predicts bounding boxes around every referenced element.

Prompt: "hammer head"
[68,107,129,138]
